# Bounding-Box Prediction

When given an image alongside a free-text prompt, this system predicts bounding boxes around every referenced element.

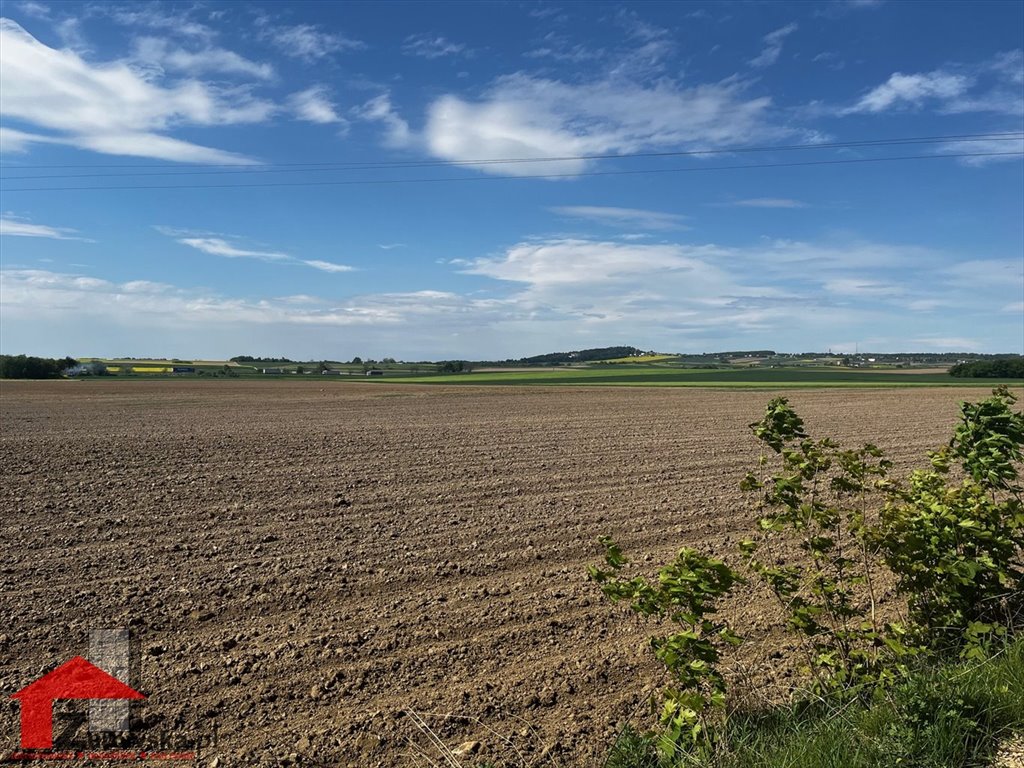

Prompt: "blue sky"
[1,0,1021,360]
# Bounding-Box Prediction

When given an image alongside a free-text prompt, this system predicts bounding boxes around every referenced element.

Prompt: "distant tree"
[949,359,1024,379]
[1,355,80,378]
[296,365,305,375]
[438,360,472,373]
[351,356,363,365]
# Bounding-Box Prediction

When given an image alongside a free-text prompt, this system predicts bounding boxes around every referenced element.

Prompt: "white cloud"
[0,269,390,329]
[354,93,412,147]
[463,238,732,287]
[847,71,971,112]
[3,235,1020,357]
[420,73,786,176]
[845,53,1024,115]
[288,86,345,125]
[524,35,603,63]
[750,23,798,68]
[259,21,365,61]
[98,3,216,40]
[0,216,92,241]
[402,34,467,59]
[910,336,982,351]
[0,19,264,164]
[990,50,1024,85]
[615,9,670,43]
[550,205,689,230]
[906,299,946,311]
[823,278,903,297]
[132,37,274,79]
[178,237,290,262]
[938,137,1024,165]
[726,198,808,208]
[16,2,51,19]
[173,234,355,273]
[303,260,356,273]
[0,126,54,154]
[941,258,1024,289]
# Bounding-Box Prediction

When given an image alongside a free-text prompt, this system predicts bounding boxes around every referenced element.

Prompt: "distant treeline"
[0,355,78,379]
[230,355,296,364]
[949,359,1024,379]
[519,346,646,365]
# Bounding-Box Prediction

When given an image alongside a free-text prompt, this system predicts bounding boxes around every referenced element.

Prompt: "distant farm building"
[172,366,195,374]
[261,368,283,374]
[321,369,345,375]
[365,369,384,377]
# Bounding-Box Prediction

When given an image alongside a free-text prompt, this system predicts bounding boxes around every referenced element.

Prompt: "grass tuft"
[607,638,1024,768]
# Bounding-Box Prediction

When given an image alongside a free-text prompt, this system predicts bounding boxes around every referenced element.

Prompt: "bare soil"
[0,381,1003,766]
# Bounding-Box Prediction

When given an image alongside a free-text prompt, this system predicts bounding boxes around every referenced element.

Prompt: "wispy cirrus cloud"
[178,237,290,262]
[402,34,468,59]
[15,1,50,19]
[131,36,274,79]
[171,232,356,274]
[256,18,365,61]
[93,2,216,40]
[0,216,93,241]
[417,73,792,176]
[843,52,1024,115]
[750,23,798,68]
[550,205,689,230]
[724,198,808,208]
[353,93,412,147]
[288,85,346,125]
[0,19,265,164]
[937,137,1024,165]
[303,260,356,273]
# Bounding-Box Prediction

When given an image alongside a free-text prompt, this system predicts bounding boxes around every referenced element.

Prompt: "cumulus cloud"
[0,19,265,163]
[0,216,92,241]
[550,205,689,229]
[750,23,798,68]
[0,269,386,327]
[3,235,1020,356]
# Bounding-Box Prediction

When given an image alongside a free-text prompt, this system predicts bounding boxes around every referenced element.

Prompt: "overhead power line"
[1,131,1021,178]
[3,151,1021,193]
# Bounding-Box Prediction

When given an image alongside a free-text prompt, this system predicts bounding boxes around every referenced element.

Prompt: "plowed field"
[0,381,1008,766]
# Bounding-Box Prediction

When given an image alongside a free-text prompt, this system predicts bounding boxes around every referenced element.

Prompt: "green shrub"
[874,386,1024,656]
[589,540,743,757]
[593,387,1024,759]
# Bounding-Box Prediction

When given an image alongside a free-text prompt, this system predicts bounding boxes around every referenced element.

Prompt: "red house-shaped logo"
[11,656,146,750]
